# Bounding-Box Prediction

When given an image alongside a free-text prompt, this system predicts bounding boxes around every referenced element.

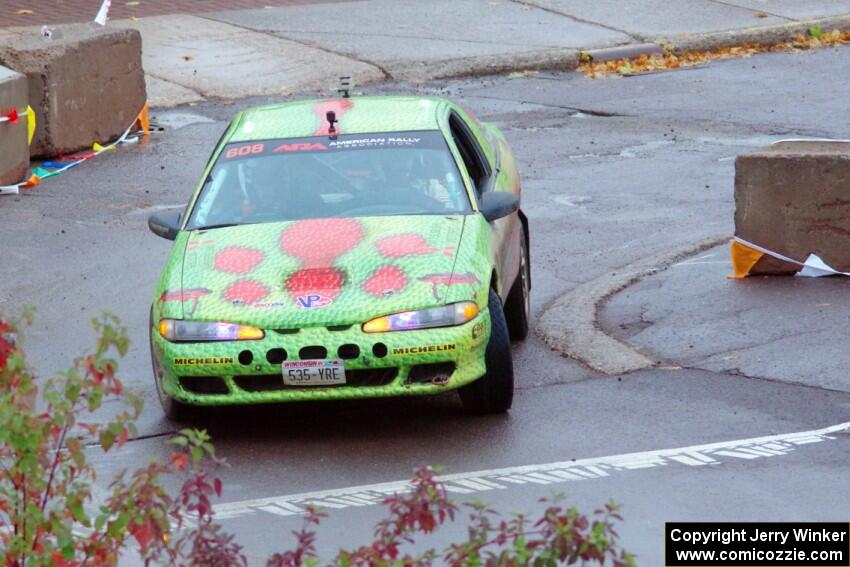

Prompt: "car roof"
[227,96,452,143]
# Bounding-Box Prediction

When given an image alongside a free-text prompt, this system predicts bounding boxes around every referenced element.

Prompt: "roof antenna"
[337,76,352,99]
[326,111,338,139]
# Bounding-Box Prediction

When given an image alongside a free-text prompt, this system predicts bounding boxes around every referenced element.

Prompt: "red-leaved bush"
[0,310,633,566]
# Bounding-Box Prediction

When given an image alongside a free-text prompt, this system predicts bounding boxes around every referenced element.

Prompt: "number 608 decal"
[224,143,264,159]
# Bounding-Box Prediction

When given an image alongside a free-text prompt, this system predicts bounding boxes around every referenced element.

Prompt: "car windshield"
[186,130,470,229]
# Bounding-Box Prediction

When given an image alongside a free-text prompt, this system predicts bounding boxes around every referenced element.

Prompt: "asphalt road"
[602,243,850,393]
[3,45,850,563]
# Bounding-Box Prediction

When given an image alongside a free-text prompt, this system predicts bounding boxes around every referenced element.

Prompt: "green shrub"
[0,310,633,566]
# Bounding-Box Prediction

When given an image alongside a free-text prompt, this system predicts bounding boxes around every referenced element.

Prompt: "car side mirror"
[148,210,182,240]
[479,192,519,222]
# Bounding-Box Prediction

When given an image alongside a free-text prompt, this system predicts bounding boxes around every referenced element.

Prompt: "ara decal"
[272,142,327,153]
[418,272,481,300]
[375,233,455,258]
[159,288,211,316]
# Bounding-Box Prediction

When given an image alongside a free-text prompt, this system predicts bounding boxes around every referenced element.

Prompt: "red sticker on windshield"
[271,142,327,153]
[224,143,264,159]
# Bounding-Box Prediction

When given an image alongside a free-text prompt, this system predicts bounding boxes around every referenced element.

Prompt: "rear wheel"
[149,307,193,422]
[459,288,514,414]
[504,224,530,341]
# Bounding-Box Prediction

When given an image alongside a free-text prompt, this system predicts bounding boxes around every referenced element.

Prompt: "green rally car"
[147,95,530,420]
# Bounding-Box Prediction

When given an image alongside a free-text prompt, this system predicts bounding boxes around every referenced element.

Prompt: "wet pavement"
[3,45,850,563]
[602,243,850,393]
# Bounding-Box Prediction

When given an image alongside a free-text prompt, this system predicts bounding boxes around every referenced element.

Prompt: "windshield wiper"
[191,222,241,231]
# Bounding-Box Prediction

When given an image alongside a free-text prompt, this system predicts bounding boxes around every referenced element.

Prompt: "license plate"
[282,359,346,386]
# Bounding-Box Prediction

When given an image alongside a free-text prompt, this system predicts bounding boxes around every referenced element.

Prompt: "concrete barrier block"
[0,24,146,158]
[0,65,28,186]
[735,141,850,273]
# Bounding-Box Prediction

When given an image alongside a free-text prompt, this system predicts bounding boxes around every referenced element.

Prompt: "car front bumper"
[151,311,491,406]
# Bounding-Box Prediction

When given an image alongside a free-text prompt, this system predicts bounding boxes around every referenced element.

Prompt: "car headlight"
[362,302,479,333]
[158,319,264,342]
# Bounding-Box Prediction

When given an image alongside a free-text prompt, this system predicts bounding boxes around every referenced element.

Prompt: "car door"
[447,110,521,301]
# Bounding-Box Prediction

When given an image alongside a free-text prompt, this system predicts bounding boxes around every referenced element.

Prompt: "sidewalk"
[0,0,348,27]
[600,243,850,394]
[3,0,850,107]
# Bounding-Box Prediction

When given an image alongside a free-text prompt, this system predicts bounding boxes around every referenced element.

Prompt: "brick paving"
[0,0,354,27]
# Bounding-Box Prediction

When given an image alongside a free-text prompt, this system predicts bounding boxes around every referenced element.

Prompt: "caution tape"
[730,236,850,278]
[0,107,19,124]
[0,106,36,144]
[0,174,39,196]
[0,103,149,196]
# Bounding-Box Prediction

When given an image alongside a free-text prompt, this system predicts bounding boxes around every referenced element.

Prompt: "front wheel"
[459,289,514,414]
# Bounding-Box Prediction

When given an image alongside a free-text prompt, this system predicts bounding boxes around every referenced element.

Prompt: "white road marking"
[214,421,850,521]
[669,455,710,466]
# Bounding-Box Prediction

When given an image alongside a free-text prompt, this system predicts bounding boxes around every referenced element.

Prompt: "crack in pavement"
[144,70,205,98]
[689,328,826,365]
[706,0,792,21]
[508,0,641,41]
[462,92,629,117]
[196,14,391,80]
[679,363,850,395]
[228,26,577,50]
[84,428,176,449]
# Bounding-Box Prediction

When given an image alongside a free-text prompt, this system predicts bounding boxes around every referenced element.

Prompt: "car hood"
[175,215,479,328]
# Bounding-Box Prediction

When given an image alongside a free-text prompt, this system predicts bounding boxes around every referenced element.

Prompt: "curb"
[392,48,581,82]
[406,12,850,84]
[535,235,728,375]
[655,14,850,53]
[582,43,663,63]
[106,10,850,107]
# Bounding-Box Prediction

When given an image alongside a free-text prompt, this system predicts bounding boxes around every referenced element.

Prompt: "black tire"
[149,307,194,422]
[459,289,514,414]
[504,224,530,341]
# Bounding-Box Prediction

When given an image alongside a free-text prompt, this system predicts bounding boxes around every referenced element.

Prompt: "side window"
[449,113,491,194]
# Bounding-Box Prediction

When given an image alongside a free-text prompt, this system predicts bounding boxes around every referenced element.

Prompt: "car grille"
[347,367,398,387]
[232,374,283,392]
[407,362,456,385]
[299,346,327,359]
[179,376,229,395]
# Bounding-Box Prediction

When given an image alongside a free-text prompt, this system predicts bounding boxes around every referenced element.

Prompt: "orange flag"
[728,239,764,279]
[135,103,150,136]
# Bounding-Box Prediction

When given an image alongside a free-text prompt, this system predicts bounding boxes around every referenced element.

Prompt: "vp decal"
[296,294,332,309]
